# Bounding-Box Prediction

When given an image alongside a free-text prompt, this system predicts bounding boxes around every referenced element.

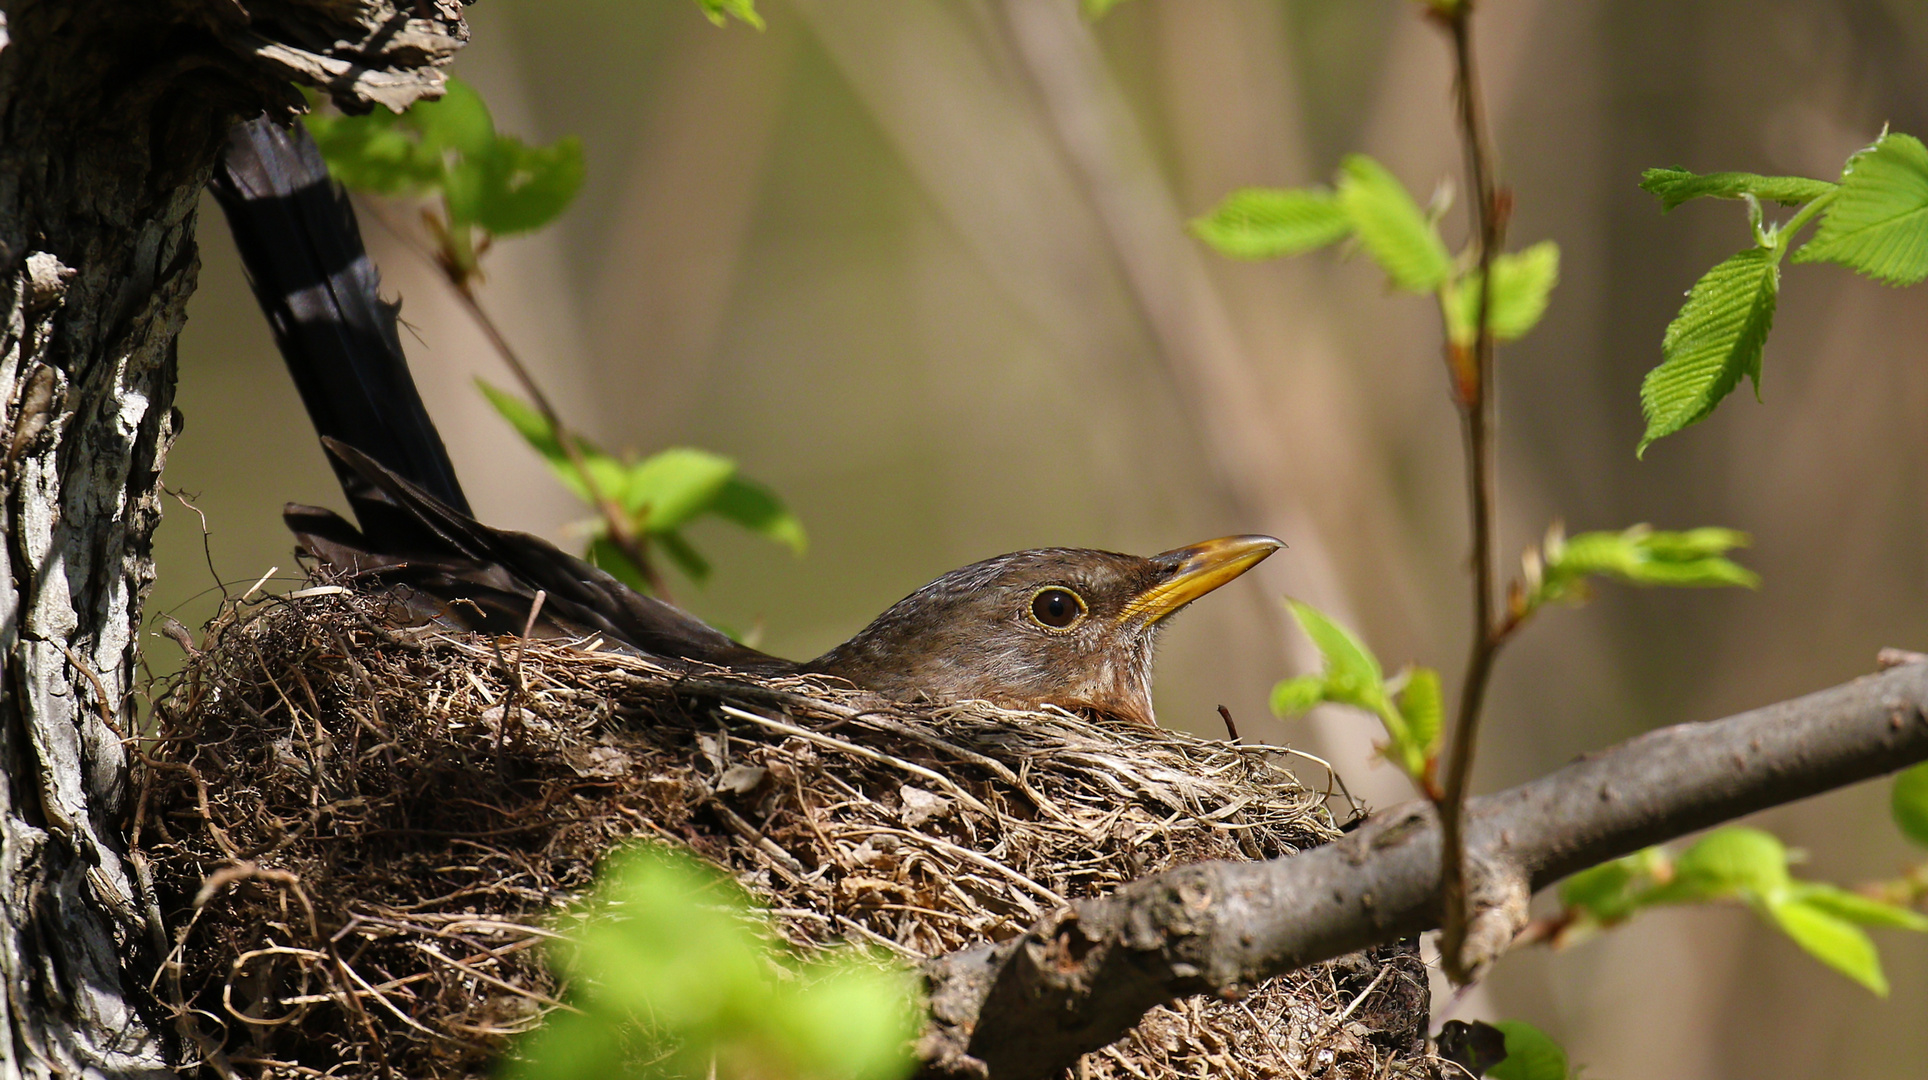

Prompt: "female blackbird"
[297,440,1278,726]
[213,117,1280,726]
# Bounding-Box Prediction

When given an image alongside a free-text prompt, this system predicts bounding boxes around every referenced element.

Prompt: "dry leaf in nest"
[134,587,1438,1079]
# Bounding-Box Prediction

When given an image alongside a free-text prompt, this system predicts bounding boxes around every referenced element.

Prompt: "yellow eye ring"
[1027,586,1088,631]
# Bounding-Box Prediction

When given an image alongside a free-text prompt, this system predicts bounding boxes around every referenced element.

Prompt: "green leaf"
[456,135,587,236]
[1543,525,1758,600]
[1285,600,1385,711]
[621,447,738,532]
[1559,848,1666,924]
[406,79,498,159]
[1637,245,1780,455]
[1082,0,1134,17]
[1793,132,1928,285]
[1397,667,1444,758]
[696,0,765,28]
[477,377,559,452]
[1269,675,1327,719]
[655,529,714,585]
[587,535,649,594]
[711,477,808,555]
[1487,1020,1569,1080]
[1663,827,1791,901]
[302,109,443,196]
[305,77,583,240]
[1191,187,1353,261]
[1763,896,1889,995]
[512,845,918,1080]
[1790,883,1928,932]
[1893,762,1928,849]
[1445,241,1561,345]
[1640,168,1836,212]
[483,381,805,577]
[1337,155,1452,293]
[476,378,629,505]
[769,958,918,1080]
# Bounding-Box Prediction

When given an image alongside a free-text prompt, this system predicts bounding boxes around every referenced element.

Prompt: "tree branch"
[916,661,1928,1080]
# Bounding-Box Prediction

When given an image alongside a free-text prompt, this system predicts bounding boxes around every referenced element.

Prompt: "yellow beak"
[1119,535,1284,625]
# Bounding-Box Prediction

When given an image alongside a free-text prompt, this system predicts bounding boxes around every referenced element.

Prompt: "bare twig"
[440,277,673,601]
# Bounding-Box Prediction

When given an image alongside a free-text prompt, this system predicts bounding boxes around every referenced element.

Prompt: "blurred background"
[160,0,1928,1076]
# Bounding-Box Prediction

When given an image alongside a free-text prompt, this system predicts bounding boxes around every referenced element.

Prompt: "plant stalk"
[443,275,674,602]
[1436,0,1510,984]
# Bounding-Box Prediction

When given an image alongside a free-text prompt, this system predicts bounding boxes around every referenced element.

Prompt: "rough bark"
[0,2,464,1076]
[916,661,1928,1080]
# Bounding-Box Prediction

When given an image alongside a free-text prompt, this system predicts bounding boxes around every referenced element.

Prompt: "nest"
[134,585,1436,1079]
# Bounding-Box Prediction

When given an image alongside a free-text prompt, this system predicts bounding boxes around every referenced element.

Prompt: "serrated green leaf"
[1763,896,1889,995]
[696,0,764,28]
[1191,187,1352,261]
[1666,827,1791,900]
[622,448,738,532]
[1487,1021,1569,1080]
[1539,525,1757,605]
[1285,600,1386,710]
[1397,667,1444,758]
[1445,240,1561,345]
[1793,132,1928,285]
[1337,155,1452,293]
[1894,762,1928,849]
[711,477,807,555]
[1638,246,1780,454]
[1789,883,1928,931]
[1269,675,1328,718]
[1639,168,1836,212]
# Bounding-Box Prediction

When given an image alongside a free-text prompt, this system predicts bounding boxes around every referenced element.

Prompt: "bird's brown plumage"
[295,442,1279,726]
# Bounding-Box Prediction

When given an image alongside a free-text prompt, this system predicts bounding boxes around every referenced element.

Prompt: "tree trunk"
[0,2,464,1074]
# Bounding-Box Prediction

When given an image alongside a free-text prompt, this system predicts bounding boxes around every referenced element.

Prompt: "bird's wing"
[311,439,785,669]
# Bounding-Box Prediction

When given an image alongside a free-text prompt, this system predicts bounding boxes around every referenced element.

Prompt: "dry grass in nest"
[134,585,1437,1079]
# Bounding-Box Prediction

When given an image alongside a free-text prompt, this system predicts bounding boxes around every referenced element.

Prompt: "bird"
[207,117,1281,727]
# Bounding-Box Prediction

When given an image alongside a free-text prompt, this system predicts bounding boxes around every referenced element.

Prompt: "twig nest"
[136,587,1435,1078]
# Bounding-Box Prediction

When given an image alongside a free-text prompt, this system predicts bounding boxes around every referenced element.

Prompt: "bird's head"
[806,535,1282,725]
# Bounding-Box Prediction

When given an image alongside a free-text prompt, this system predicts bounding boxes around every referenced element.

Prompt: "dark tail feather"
[209,115,472,547]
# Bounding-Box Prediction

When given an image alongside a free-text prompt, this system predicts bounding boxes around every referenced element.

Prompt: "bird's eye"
[1029,587,1087,630]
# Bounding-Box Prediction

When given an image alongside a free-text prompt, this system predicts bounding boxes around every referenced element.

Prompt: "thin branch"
[916,661,1928,1080]
[1433,0,1513,985]
[362,193,676,602]
[440,276,674,602]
